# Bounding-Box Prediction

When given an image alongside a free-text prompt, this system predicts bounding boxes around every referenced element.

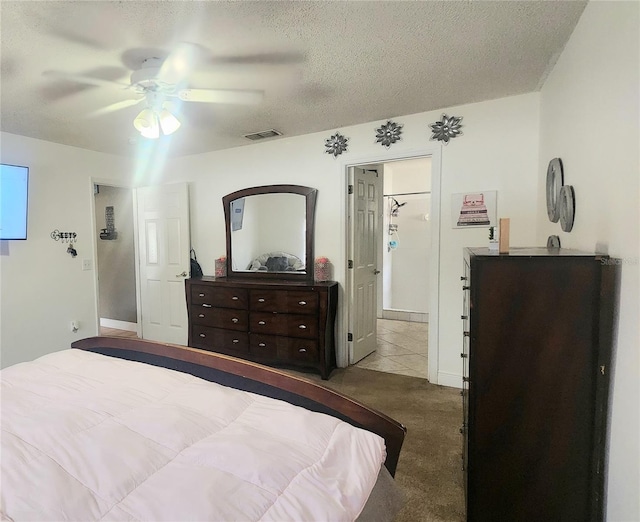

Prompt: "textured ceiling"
[0,1,587,157]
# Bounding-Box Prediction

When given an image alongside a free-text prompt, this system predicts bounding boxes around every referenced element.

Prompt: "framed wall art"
[451,191,497,229]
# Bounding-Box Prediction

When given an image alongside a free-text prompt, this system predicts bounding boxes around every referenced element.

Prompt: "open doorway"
[93,183,139,338]
[347,157,432,380]
[91,181,191,344]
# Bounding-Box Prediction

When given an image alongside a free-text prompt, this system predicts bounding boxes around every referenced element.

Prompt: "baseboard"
[437,371,462,389]
[100,318,137,332]
[381,309,429,323]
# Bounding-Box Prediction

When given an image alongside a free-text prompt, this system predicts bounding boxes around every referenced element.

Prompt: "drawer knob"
[199,333,206,338]
[258,342,266,347]
[232,339,239,344]
[198,314,205,318]
[198,293,205,297]
[258,320,266,325]
[298,348,307,353]
[258,298,266,303]
[231,318,239,323]
[232,296,239,301]
[298,324,307,329]
[202,303,212,308]
[298,300,307,306]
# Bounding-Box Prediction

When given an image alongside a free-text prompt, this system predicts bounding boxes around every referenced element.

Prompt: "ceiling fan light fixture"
[139,124,160,140]
[133,105,180,139]
[159,108,181,135]
[133,108,158,132]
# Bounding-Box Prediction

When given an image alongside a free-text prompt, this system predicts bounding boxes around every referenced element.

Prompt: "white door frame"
[340,145,442,384]
[88,177,142,338]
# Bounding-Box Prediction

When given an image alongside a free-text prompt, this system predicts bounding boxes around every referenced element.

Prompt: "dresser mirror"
[223,185,317,281]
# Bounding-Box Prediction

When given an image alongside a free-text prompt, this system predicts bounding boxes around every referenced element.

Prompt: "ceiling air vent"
[243,129,283,141]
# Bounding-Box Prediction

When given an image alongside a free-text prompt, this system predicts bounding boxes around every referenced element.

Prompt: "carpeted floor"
[318,367,465,522]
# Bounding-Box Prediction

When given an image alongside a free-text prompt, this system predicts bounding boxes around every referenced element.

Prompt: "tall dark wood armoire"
[461,248,619,522]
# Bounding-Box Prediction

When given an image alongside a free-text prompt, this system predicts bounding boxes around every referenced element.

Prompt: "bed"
[1,336,406,521]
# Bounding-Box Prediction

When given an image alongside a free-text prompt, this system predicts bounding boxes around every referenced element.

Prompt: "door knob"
[373,269,381,275]
[176,271,188,277]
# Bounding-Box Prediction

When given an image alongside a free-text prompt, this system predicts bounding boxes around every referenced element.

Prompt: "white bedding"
[0,349,386,521]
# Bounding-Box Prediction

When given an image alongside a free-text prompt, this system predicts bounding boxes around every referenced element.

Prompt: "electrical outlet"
[82,259,92,271]
[70,321,79,333]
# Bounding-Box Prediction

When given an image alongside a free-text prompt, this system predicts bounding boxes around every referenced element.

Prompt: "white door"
[349,167,382,363]
[136,182,190,345]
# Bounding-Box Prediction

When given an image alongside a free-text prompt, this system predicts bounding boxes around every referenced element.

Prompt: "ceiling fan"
[43,43,266,138]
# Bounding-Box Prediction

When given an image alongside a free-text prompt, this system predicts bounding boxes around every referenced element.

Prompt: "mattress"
[1,349,387,521]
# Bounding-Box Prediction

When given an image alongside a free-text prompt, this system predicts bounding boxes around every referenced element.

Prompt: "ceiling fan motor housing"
[130,57,174,94]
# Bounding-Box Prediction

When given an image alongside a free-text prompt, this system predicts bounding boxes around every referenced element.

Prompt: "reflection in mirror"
[230,193,307,272]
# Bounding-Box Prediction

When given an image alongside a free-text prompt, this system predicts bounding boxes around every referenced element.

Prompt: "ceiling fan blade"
[210,51,306,66]
[177,88,264,105]
[43,70,130,90]
[28,4,123,51]
[88,98,144,117]
[158,43,207,85]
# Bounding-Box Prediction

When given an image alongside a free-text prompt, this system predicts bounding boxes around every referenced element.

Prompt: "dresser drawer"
[192,306,247,331]
[250,290,318,314]
[191,325,249,354]
[278,337,319,363]
[250,334,319,363]
[191,285,248,309]
[250,312,318,339]
[248,334,279,359]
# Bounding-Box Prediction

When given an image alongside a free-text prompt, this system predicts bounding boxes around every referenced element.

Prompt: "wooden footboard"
[71,336,407,476]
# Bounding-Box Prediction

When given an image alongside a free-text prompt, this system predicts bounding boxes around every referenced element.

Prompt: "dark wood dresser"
[461,248,619,522]
[185,277,338,379]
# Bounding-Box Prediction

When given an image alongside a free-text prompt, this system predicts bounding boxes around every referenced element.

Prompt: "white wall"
[1,93,540,385]
[175,91,541,382]
[537,2,639,520]
[382,158,431,313]
[95,185,136,323]
[0,133,131,367]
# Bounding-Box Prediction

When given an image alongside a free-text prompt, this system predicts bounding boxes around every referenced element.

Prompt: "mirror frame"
[222,184,317,281]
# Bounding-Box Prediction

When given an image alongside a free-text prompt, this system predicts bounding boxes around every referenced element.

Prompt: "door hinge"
[348,184,353,194]
[348,259,354,269]
[600,365,606,375]
[348,333,353,342]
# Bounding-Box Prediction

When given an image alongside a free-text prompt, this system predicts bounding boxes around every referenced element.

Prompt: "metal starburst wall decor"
[429,114,463,144]
[375,120,403,148]
[324,132,349,157]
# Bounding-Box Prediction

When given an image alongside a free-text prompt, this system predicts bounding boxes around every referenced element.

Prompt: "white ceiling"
[0,1,587,158]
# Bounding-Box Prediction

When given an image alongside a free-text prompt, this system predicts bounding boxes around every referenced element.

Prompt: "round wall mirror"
[546,157,564,223]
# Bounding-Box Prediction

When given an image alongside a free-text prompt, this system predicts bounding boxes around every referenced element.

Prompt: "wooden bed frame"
[71,336,407,476]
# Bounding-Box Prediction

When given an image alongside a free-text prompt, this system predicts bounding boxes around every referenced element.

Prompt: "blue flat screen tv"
[0,163,29,240]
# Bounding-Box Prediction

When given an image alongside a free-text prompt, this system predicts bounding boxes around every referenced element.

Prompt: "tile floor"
[354,318,428,379]
[100,326,138,339]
